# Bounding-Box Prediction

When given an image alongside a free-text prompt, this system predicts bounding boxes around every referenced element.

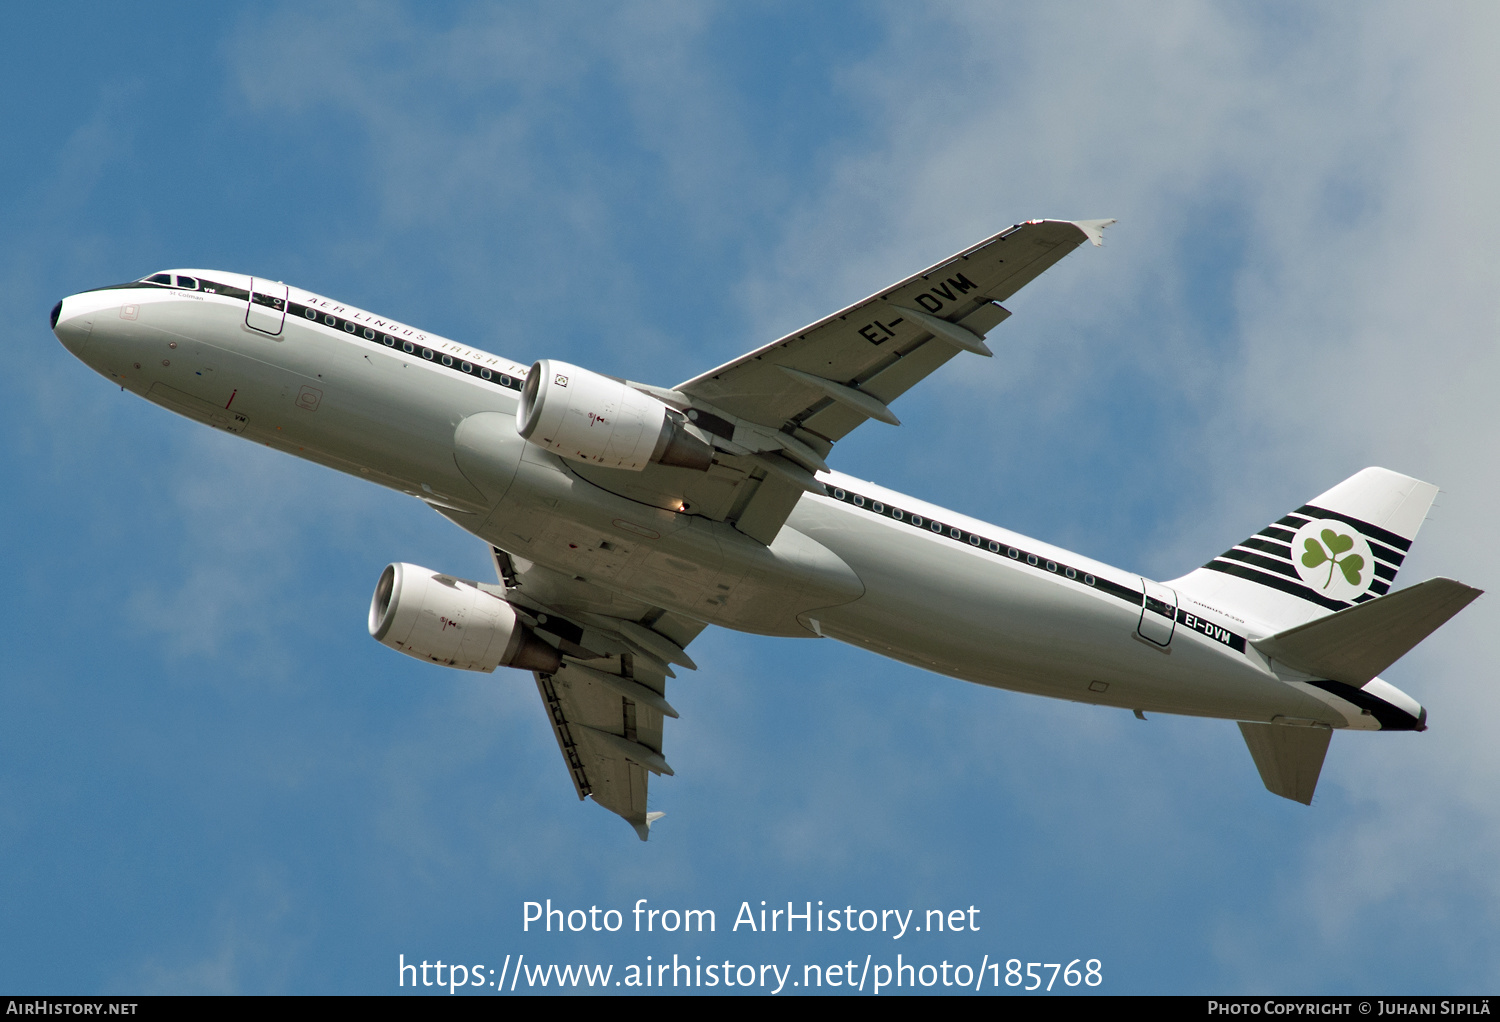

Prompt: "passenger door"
[246,278,287,336]
[1138,579,1178,647]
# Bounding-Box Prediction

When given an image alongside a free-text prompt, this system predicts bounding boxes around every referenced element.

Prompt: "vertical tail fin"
[1171,467,1438,632]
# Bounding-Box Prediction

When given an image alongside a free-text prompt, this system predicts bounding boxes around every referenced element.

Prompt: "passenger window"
[441,355,453,367]
[480,369,492,380]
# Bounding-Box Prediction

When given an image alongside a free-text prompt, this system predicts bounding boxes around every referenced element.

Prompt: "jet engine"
[516,359,713,471]
[368,562,561,673]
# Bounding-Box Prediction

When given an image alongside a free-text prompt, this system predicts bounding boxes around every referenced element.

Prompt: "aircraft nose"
[51,295,95,355]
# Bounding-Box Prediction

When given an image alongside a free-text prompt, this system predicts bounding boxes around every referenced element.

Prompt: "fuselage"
[52,271,1421,732]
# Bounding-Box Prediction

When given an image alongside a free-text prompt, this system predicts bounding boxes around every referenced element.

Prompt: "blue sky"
[2,2,1497,995]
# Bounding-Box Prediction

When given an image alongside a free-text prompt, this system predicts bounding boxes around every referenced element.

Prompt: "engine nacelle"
[516,359,712,472]
[368,562,561,673]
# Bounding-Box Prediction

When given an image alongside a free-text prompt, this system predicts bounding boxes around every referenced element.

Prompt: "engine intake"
[516,359,712,472]
[368,562,561,673]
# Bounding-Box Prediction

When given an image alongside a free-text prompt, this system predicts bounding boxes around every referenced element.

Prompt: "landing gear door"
[1138,579,1178,647]
[246,278,287,337]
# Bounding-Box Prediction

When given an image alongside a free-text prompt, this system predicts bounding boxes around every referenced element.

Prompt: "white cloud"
[12,0,1497,992]
[773,2,1500,982]
[219,0,1500,983]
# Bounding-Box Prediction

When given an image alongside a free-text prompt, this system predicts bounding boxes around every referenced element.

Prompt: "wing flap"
[532,656,673,840]
[727,471,806,546]
[556,221,1106,551]
[498,547,697,840]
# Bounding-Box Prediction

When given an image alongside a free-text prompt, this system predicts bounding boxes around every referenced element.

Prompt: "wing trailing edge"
[494,548,702,840]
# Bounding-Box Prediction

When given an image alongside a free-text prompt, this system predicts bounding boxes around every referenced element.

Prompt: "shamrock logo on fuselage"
[1301,529,1365,590]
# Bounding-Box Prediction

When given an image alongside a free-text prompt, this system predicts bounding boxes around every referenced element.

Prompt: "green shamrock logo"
[1301,529,1365,590]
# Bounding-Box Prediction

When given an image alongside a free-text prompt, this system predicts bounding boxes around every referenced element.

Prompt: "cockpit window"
[173,275,199,290]
[145,273,172,285]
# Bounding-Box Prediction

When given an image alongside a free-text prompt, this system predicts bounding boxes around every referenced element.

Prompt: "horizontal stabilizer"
[1253,577,1482,686]
[1238,722,1332,805]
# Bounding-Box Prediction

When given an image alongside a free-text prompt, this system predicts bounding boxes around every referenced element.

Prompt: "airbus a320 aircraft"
[52,219,1481,839]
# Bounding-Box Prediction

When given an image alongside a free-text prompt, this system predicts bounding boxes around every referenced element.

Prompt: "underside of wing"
[675,218,1112,444]
[553,219,1110,549]
[493,546,704,840]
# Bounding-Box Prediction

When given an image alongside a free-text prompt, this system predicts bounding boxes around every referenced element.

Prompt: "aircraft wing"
[566,219,1110,548]
[491,547,705,840]
[675,218,1112,447]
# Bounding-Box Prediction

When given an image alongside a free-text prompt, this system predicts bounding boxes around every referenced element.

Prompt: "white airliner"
[52,219,1481,838]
